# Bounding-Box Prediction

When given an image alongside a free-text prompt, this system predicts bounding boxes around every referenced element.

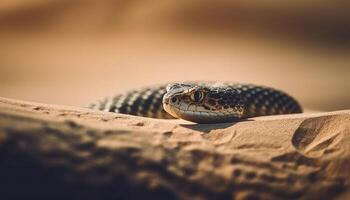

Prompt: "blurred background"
[0,0,349,111]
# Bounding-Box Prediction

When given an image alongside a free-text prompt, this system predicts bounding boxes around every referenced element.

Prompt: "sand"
[0,97,349,199]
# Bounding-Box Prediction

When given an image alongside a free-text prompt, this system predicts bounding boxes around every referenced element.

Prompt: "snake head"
[163,83,245,123]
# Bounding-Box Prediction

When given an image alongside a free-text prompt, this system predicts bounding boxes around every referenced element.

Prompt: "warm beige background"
[0,0,349,111]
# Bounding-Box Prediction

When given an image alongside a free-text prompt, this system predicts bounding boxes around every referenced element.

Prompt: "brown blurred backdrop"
[0,0,349,111]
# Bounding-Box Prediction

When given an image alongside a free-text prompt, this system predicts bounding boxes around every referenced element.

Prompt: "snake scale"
[90,82,302,123]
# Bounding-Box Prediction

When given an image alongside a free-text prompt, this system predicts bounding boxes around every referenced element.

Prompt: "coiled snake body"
[90,82,302,123]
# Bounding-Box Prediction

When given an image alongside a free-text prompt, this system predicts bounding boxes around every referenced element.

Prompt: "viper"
[90,82,302,123]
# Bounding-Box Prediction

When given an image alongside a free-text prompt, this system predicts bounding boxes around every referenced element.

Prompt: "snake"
[90,82,302,123]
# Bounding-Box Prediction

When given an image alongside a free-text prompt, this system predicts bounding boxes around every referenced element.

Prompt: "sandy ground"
[0,97,349,199]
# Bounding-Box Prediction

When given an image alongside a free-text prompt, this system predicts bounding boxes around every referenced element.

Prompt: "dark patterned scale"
[90,86,173,119]
[229,84,302,118]
[90,83,302,121]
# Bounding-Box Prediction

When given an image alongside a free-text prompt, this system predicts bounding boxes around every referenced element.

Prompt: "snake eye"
[171,97,178,103]
[190,91,204,102]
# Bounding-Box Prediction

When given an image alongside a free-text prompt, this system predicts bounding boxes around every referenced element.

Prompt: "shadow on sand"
[180,119,252,133]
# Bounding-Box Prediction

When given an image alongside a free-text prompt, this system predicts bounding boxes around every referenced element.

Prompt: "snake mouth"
[163,103,202,123]
[163,102,240,124]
